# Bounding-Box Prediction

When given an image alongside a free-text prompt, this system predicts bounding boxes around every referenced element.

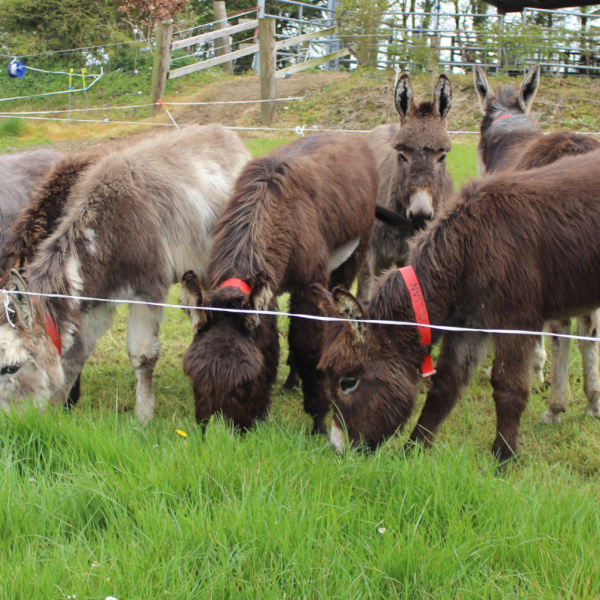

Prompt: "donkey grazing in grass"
[0,139,162,406]
[180,133,378,433]
[0,125,249,422]
[0,149,61,251]
[357,73,453,301]
[475,64,600,423]
[313,149,600,461]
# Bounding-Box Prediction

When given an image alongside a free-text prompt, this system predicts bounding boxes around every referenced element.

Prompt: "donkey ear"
[433,74,452,122]
[243,271,273,331]
[518,64,540,114]
[331,286,366,343]
[473,65,492,109]
[179,270,208,333]
[395,74,414,125]
[375,205,411,229]
[309,283,337,318]
[8,269,34,330]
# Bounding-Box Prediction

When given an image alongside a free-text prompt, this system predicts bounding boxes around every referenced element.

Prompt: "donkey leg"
[127,303,162,424]
[490,334,537,462]
[577,311,600,419]
[289,290,330,436]
[409,331,489,448]
[531,335,547,386]
[542,319,571,423]
[282,349,300,392]
[54,305,117,407]
[356,252,374,302]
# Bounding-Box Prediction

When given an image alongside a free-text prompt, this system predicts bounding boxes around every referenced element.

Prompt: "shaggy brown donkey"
[180,132,378,434]
[475,64,600,423]
[314,149,600,461]
[357,73,454,300]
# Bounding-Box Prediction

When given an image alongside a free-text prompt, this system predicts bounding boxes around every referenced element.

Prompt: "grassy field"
[2,70,600,599]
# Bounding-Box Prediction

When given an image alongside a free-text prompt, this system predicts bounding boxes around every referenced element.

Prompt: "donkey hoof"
[134,406,155,425]
[282,373,300,392]
[541,409,563,424]
[586,404,600,419]
[311,418,327,436]
[492,444,517,466]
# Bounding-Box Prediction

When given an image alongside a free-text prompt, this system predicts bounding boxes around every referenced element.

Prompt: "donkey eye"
[438,153,447,163]
[1,365,20,376]
[398,152,409,163]
[339,376,359,395]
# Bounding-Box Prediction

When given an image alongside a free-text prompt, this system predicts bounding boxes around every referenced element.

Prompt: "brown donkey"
[313,149,600,461]
[180,132,378,434]
[0,125,249,421]
[474,64,600,423]
[357,73,453,300]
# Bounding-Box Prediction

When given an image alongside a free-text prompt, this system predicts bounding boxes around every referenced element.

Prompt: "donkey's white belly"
[329,238,360,272]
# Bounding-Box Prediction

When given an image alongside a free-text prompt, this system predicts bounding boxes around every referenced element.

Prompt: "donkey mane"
[208,157,286,287]
[0,150,102,278]
[208,134,346,290]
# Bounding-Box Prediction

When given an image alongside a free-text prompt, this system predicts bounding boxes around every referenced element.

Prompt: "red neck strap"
[495,113,511,120]
[219,278,251,295]
[45,314,62,356]
[398,266,436,378]
[1,278,62,356]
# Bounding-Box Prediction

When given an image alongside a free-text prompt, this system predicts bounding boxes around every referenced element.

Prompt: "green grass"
[2,85,600,599]
[3,286,600,599]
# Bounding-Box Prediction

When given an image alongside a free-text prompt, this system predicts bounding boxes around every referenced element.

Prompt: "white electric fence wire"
[0,113,588,137]
[159,102,180,129]
[0,96,305,118]
[0,41,143,60]
[0,288,598,343]
[24,65,85,77]
[0,68,104,103]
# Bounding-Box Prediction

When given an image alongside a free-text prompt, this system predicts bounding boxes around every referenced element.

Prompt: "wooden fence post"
[150,20,173,116]
[259,17,277,126]
[213,1,233,75]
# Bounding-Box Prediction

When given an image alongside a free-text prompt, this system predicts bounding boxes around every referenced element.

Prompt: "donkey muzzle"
[407,189,434,222]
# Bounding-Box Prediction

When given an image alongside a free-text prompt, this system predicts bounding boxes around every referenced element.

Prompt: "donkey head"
[0,270,65,412]
[390,73,453,227]
[474,64,541,173]
[180,270,278,428]
[312,282,422,452]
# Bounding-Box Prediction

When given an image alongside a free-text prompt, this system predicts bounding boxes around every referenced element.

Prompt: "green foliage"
[0,117,29,137]
[337,0,390,67]
[0,0,123,55]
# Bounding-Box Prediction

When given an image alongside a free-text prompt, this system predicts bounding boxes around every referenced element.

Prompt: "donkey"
[356,73,453,301]
[0,149,61,251]
[179,132,378,434]
[474,64,600,423]
[0,132,171,407]
[0,125,250,422]
[313,149,600,461]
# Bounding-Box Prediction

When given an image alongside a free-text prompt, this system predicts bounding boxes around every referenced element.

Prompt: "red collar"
[1,277,62,355]
[219,278,251,295]
[45,314,62,356]
[495,113,511,120]
[398,266,436,378]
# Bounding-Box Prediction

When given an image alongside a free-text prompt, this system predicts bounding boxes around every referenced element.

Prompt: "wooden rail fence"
[150,3,349,123]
